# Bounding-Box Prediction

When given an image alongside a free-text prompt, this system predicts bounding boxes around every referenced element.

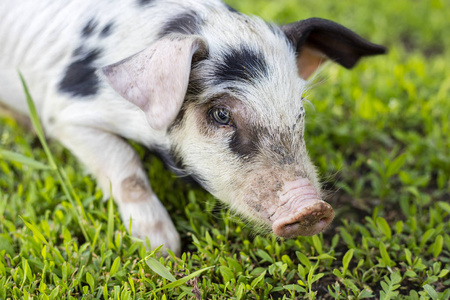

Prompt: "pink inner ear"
[101,52,154,111]
[297,47,328,80]
[101,36,206,130]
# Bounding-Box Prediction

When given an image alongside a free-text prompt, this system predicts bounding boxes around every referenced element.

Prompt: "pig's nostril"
[283,215,331,235]
[272,200,335,238]
[318,217,330,224]
[283,221,300,231]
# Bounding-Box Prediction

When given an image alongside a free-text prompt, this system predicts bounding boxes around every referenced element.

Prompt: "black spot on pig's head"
[159,11,202,37]
[229,125,262,159]
[214,46,269,85]
[198,95,265,160]
[58,48,101,97]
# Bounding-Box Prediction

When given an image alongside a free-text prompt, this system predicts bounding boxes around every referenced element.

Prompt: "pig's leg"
[51,124,181,255]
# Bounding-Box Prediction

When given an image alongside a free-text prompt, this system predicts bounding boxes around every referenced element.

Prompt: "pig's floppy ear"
[101,35,208,130]
[281,18,387,80]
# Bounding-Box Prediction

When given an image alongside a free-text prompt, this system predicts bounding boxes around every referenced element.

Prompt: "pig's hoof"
[131,219,181,256]
[119,198,181,256]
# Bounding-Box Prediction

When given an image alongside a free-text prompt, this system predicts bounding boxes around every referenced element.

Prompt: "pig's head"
[101,14,386,238]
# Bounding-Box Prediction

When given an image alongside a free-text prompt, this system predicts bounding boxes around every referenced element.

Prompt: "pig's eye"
[209,107,232,126]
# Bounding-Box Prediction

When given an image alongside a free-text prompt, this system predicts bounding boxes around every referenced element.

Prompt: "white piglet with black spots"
[0,0,386,254]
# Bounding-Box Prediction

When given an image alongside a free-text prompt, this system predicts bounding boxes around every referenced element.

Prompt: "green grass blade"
[109,257,121,278]
[145,257,177,282]
[342,248,354,276]
[18,72,90,243]
[0,149,51,170]
[151,266,214,293]
[379,242,392,267]
[21,218,48,245]
[376,217,392,240]
[107,194,115,247]
[423,284,438,300]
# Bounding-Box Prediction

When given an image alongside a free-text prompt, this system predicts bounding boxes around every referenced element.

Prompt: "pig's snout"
[272,200,334,237]
[272,179,334,238]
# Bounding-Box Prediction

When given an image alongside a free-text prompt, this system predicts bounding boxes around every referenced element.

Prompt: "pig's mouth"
[270,178,334,238]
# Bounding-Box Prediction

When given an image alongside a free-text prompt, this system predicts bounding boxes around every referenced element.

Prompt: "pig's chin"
[269,178,334,238]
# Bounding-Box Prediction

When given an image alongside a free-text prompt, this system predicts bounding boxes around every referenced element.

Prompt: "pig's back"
[0,0,227,114]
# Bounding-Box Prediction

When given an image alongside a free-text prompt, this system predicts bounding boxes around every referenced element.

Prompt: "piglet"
[0,0,386,254]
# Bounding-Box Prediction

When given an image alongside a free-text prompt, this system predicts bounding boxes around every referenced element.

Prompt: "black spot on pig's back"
[138,0,155,6]
[81,18,98,37]
[159,11,202,37]
[58,48,101,97]
[100,22,114,38]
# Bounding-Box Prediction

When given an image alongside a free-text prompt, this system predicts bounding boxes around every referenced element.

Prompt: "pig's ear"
[100,35,208,130]
[281,18,387,80]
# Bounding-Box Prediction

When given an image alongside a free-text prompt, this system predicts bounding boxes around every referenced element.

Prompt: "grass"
[0,0,449,299]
